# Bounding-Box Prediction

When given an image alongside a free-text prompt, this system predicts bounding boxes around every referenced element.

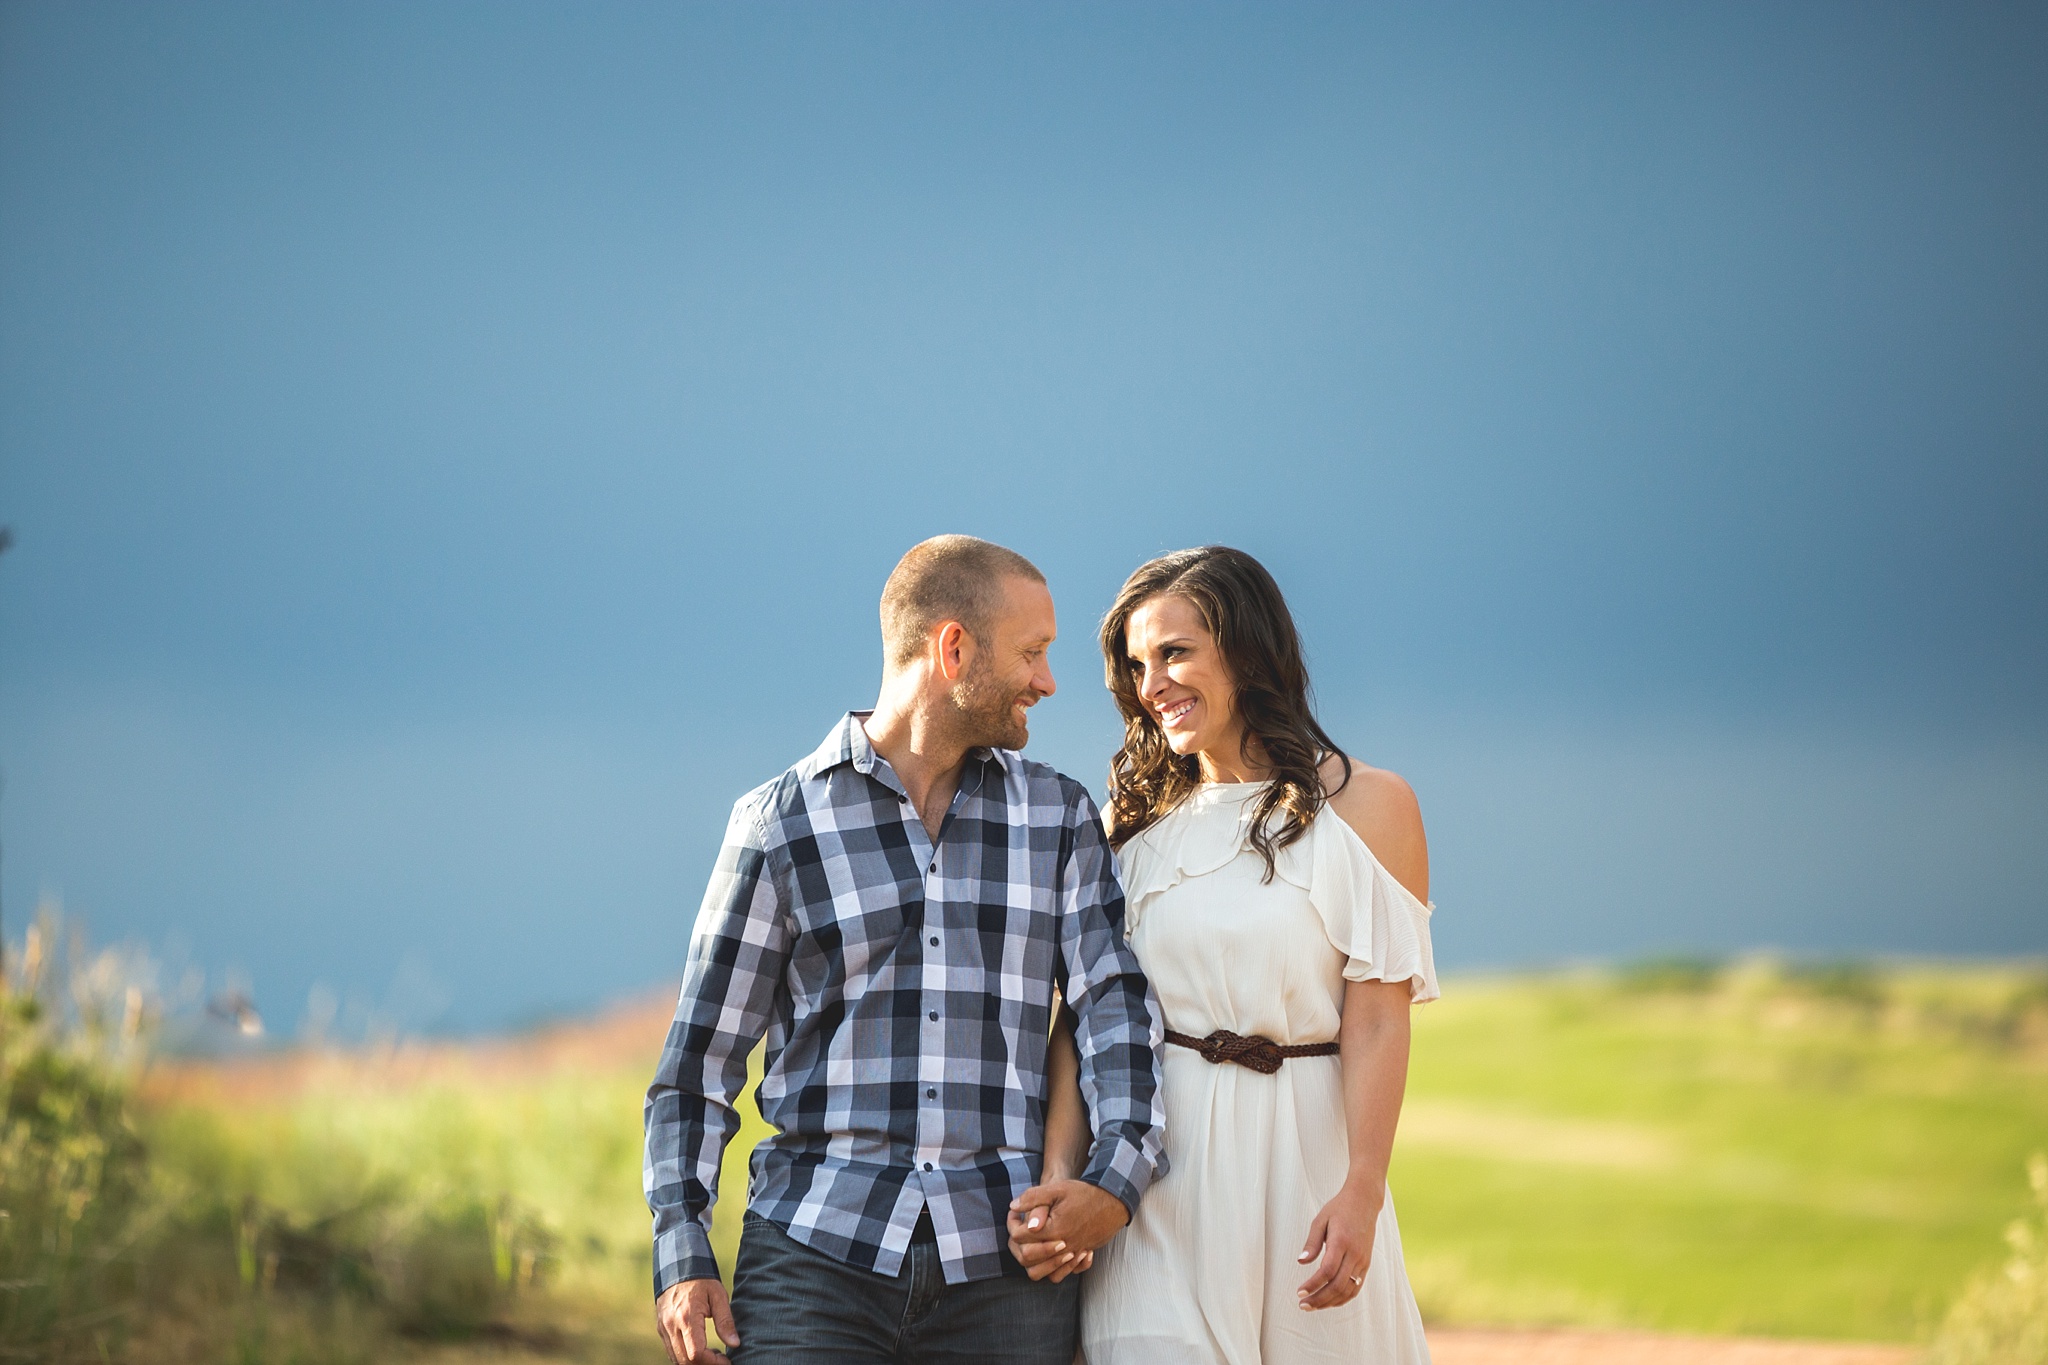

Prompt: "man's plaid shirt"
[643,713,1168,1293]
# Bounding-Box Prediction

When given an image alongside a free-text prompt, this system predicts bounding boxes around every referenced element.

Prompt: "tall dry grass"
[0,914,154,1362]
[0,912,605,1365]
[1928,1154,2048,1365]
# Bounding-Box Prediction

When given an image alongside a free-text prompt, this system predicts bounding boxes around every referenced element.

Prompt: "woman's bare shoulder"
[1317,753,1429,903]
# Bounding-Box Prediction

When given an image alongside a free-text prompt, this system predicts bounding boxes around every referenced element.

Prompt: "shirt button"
[926,1087,936,1099]
[928,1010,939,1021]
[923,1162,933,1172]
[929,936,939,946]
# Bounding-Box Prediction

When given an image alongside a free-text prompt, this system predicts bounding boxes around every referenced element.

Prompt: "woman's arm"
[1296,754,1428,1311]
[1004,999,1098,1283]
[1042,999,1093,1181]
[1296,980,1411,1309]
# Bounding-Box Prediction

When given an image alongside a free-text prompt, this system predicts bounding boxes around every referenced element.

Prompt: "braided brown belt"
[1164,1028,1340,1075]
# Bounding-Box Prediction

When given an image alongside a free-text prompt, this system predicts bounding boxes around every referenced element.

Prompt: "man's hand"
[655,1277,741,1365]
[1006,1178,1129,1282]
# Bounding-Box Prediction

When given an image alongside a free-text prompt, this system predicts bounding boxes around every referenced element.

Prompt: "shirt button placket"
[917,842,945,1192]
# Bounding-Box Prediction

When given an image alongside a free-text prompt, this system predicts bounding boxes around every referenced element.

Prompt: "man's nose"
[1036,661,1057,699]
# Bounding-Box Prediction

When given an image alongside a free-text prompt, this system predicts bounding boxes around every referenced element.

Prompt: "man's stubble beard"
[949,657,1031,751]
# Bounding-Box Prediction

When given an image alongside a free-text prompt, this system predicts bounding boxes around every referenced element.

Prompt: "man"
[644,535,1167,1365]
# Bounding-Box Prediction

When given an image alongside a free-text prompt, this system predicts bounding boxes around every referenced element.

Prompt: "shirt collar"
[795,712,874,782]
[799,711,999,793]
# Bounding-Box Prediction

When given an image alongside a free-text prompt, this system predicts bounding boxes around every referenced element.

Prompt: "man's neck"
[862,693,972,840]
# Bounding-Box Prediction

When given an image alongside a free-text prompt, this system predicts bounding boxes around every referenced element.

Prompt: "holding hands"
[1006,1177,1129,1282]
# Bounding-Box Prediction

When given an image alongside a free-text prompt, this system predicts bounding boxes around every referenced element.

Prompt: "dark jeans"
[731,1210,1079,1365]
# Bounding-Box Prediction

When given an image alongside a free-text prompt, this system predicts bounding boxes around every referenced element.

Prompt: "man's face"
[950,576,1058,750]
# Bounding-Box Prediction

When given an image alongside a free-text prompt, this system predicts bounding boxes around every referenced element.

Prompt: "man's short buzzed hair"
[880,535,1046,669]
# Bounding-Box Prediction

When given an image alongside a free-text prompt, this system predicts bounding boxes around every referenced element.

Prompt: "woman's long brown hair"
[1099,546,1349,878]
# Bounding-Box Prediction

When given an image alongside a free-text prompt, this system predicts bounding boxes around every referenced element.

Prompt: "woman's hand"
[1008,1177,1117,1282]
[1295,1176,1383,1310]
[1011,998,1098,1282]
[1006,1205,1095,1281]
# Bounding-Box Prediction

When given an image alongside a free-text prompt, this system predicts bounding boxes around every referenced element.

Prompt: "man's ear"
[934,619,973,682]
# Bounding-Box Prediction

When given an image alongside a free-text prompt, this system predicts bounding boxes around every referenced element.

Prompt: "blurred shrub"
[1783,960,1886,1011]
[1609,953,2048,1053]
[0,915,152,1363]
[1929,1154,2048,1365]
[1616,956,1725,994]
[0,911,564,1364]
[144,1075,561,1356]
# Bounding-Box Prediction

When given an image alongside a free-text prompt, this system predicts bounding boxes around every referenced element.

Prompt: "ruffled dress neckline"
[1117,781,1436,986]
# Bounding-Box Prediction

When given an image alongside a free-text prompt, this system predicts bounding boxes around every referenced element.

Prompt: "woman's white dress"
[1080,782,1439,1365]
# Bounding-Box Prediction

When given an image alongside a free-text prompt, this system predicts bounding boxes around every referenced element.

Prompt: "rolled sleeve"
[1058,792,1168,1216]
[643,793,789,1295]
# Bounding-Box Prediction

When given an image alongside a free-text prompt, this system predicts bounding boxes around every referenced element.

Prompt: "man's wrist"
[654,1256,724,1299]
[1076,1143,1147,1224]
[1076,1173,1135,1228]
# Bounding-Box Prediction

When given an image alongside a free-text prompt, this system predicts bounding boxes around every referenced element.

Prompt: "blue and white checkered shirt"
[644,712,1167,1293]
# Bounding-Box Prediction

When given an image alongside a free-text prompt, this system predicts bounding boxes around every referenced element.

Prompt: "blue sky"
[2,2,2043,1033]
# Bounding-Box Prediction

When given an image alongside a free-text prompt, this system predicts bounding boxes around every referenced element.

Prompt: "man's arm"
[643,792,791,1295]
[1059,790,1167,1210]
[1009,788,1166,1269]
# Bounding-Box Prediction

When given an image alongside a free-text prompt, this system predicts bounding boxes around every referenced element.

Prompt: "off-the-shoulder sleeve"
[1276,810,1440,1003]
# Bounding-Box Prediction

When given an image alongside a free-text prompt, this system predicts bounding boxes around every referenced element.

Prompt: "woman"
[1044,546,1437,1364]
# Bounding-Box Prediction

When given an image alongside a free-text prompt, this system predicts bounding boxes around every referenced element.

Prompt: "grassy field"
[1393,963,2048,1341]
[8,942,2045,1361]
[693,961,2048,1344]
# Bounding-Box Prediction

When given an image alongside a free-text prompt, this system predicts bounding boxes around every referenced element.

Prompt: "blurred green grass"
[1391,963,2048,1341]
[11,940,2044,1360]
[710,961,2048,1342]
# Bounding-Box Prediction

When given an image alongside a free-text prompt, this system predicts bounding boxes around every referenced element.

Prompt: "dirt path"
[1431,1329,1916,1365]
[407,1328,1919,1365]
[141,994,676,1106]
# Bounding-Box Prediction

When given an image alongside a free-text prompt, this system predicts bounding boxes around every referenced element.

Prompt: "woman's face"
[1124,592,1244,766]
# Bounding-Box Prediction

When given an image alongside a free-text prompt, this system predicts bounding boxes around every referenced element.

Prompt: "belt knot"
[1197,1029,1284,1073]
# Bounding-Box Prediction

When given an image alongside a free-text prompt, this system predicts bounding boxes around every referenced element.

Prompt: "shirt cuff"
[1079,1135,1156,1221]
[652,1222,722,1297]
